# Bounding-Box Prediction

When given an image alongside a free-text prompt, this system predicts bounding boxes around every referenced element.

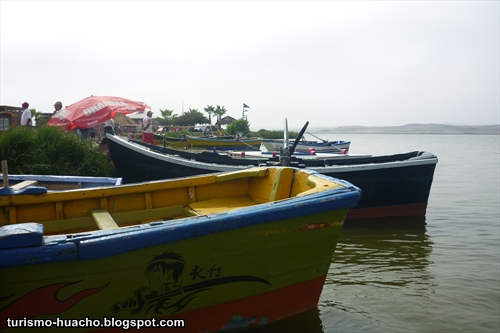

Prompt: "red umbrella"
[46,95,150,130]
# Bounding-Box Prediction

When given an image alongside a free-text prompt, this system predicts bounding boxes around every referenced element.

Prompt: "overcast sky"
[1,1,498,130]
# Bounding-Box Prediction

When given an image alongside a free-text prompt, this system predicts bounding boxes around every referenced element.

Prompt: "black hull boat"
[106,134,438,220]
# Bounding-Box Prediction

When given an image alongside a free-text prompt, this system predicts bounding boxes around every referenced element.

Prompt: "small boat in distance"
[154,134,262,150]
[185,135,262,150]
[0,166,361,332]
[154,134,187,148]
[261,138,350,154]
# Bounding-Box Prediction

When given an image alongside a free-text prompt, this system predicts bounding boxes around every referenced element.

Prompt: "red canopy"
[46,96,150,130]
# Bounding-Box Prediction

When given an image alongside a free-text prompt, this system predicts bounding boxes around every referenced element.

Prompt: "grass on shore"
[0,126,116,176]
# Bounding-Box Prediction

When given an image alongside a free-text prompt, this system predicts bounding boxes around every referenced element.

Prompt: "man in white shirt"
[20,102,32,127]
[141,110,155,145]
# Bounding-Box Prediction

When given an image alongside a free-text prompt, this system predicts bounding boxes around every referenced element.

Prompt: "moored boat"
[0,174,122,192]
[153,134,262,150]
[153,134,188,148]
[186,135,261,150]
[261,138,351,154]
[106,134,438,220]
[0,166,361,332]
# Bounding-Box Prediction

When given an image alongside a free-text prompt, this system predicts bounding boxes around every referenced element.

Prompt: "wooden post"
[1,160,9,187]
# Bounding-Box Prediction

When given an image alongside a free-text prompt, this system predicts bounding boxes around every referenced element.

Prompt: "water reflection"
[233,307,324,333]
[319,216,435,328]
[330,216,434,284]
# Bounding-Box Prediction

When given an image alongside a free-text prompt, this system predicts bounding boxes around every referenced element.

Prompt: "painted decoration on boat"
[0,282,107,332]
[111,251,270,316]
[0,249,270,331]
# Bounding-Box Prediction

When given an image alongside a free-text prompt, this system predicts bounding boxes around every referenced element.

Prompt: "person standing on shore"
[20,102,32,127]
[142,110,155,145]
[104,118,115,136]
[80,127,90,140]
[52,101,63,117]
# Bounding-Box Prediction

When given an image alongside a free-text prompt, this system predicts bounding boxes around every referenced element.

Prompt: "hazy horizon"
[1,1,498,130]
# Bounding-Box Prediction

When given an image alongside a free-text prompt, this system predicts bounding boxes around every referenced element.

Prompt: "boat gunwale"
[3,174,123,186]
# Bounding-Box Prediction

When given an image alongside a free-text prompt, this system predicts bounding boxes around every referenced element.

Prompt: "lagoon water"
[243,133,500,333]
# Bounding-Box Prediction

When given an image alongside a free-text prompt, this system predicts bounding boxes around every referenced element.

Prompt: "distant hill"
[308,124,500,135]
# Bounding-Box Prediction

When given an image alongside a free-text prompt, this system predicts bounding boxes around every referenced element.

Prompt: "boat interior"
[1,167,341,236]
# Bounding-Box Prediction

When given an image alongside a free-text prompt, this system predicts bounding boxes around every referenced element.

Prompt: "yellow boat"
[154,134,262,150]
[0,167,360,332]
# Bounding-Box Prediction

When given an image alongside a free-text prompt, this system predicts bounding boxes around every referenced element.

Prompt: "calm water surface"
[242,134,500,333]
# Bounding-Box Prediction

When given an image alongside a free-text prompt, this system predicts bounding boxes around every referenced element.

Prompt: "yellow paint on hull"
[1,209,347,330]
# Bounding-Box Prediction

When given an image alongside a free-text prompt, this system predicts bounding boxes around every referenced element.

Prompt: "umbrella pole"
[1,160,9,188]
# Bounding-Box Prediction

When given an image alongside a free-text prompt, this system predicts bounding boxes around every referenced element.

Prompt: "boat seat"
[91,209,120,230]
[10,180,39,190]
[183,207,200,217]
[188,195,255,215]
[40,205,186,234]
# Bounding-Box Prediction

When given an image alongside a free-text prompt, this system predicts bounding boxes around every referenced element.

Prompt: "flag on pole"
[243,103,250,109]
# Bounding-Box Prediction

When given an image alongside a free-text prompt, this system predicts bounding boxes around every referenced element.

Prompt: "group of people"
[19,100,63,127]
[19,101,156,146]
[67,104,155,146]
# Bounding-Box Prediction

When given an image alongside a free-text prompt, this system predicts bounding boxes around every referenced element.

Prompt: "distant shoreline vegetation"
[308,124,500,135]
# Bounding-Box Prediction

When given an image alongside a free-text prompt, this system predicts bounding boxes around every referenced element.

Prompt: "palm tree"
[175,109,208,127]
[159,109,177,128]
[30,109,45,127]
[203,105,215,124]
[213,105,227,132]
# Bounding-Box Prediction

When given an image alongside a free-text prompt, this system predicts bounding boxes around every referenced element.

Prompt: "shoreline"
[307,124,500,135]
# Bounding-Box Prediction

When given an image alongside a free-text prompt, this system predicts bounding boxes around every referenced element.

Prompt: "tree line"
[156,105,251,136]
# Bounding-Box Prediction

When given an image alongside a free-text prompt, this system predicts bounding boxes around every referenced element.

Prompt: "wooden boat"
[0,160,122,195]
[106,134,438,220]
[153,134,262,150]
[153,134,188,148]
[0,166,361,332]
[0,174,122,192]
[185,135,261,150]
[261,138,351,154]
